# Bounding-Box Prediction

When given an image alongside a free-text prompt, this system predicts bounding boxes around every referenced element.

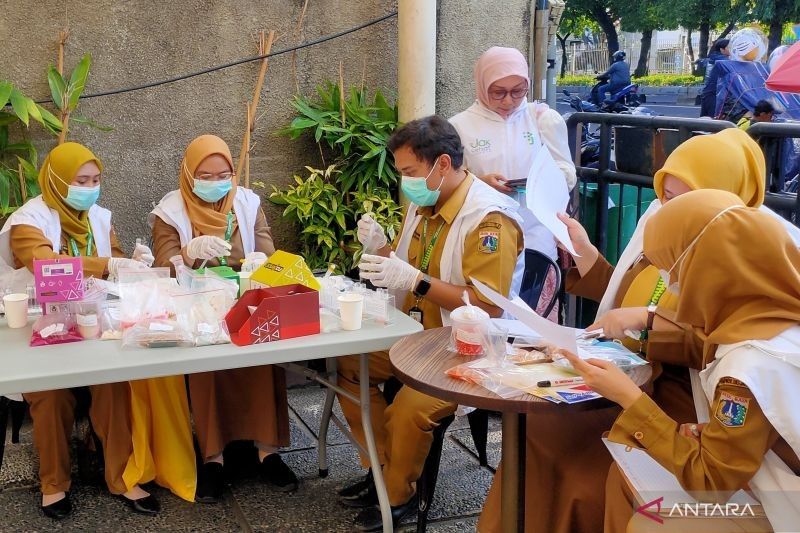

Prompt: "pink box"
[33,258,84,303]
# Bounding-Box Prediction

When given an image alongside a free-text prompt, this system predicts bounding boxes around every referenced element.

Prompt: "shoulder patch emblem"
[479,231,499,254]
[715,391,750,428]
[478,221,501,230]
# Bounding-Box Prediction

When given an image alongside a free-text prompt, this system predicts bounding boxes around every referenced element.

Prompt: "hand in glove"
[185,236,232,261]
[358,252,421,291]
[132,242,155,266]
[107,257,149,280]
[357,214,387,254]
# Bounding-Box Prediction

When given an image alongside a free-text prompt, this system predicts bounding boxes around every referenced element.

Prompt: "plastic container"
[449,305,490,356]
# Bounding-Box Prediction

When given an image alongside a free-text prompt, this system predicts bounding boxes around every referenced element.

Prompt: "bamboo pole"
[291,0,310,94]
[57,30,70,144]
[244,104,252,188]
[338,61,346,126]
[236,30,275,178]
[17,162,26,204]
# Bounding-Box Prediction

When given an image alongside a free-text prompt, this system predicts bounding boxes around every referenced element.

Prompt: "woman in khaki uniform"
[561,189,800,532]
[149,134,295,502]
[478,129,794,533]
[0,143,159,518]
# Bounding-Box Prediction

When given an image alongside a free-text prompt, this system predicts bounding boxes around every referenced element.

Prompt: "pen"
[537,377,585,387]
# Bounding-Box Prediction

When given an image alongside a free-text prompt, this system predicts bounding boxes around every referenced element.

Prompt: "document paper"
[524,146,578,256]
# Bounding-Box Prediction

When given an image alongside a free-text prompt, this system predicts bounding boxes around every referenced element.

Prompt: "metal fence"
[564,42,690,76]
[562,112,800,328]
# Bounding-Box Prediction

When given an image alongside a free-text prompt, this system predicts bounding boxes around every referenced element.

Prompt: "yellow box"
[249,250,321,291]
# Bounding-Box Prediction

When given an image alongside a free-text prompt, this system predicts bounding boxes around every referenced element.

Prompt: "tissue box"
[250,250,321,291]
[225,284,320,346]
[33,257,84,303]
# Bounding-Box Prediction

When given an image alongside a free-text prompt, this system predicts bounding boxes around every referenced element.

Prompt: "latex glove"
[132,243,155,267]
[558,349,644,409]
[185,236,232,261]
[357,214,387,253]
[358,252,421,291]
[107,257,149,280]
[587,307,648,341]
[241,251,268,272]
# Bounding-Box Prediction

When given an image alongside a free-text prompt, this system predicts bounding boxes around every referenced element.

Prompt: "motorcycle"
[588,74,642,111]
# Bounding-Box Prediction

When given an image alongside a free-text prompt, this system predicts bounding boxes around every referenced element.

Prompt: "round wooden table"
[390,327,609,533]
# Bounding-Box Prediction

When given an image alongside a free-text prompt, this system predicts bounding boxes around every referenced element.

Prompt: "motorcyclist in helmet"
[590,50,632,104]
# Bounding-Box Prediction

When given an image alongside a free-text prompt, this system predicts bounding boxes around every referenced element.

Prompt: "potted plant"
[264,82,403,273]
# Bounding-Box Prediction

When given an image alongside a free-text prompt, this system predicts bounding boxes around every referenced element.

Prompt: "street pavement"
[556,101,701,118]
[0,384,500,532]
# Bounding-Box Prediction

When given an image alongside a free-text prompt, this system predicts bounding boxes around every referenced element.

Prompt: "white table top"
[0,309,423,396]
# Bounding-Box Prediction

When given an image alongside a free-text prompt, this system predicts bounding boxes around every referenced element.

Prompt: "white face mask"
[657,205,745,294]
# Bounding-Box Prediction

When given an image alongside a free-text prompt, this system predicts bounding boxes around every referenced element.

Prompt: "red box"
[225,284,320,346]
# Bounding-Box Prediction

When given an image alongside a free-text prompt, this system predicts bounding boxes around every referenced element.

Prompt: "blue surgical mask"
[193,178,232,203]
[65,185,100,211]
[401,157,444,207]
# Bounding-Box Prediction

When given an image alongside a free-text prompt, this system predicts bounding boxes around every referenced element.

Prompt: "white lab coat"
[450,100,576,261]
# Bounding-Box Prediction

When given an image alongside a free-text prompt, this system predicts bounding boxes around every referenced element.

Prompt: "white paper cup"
[3,293,29,328]
[338,293,364,331]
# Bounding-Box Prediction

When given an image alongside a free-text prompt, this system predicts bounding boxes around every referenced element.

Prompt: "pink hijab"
[474,47,530,109]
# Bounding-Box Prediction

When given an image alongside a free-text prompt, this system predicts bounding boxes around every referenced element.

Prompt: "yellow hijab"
[644,189,800,365]
[39,142,104,253]
[653,128,765,207]
[179,135,238,239]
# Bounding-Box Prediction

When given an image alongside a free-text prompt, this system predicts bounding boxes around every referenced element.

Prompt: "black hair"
[754,99,775,115]
[712,39,730,53]
[387,115,465,169]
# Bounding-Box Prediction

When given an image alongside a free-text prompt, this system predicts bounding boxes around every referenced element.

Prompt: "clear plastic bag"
[170,255,238,302]
[99,300,123,341]
[122,318,194,349]
[118,269,177,328]
[30,312,83,347]
[553,338,648,371]
[73,300,102,340]
[445,359,531,399]
[173,289,232,346]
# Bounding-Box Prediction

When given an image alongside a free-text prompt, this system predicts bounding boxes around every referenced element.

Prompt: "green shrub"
[557,73,704,87]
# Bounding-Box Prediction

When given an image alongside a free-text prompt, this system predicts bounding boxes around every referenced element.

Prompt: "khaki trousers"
[24,382,133,495]
[336,351,457,505]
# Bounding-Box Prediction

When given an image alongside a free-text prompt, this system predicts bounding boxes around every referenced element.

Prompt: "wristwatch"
[646,304,658,331]
[413,274,432,298]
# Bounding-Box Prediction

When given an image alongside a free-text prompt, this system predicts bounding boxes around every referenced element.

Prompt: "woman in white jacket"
[450,46,576,314]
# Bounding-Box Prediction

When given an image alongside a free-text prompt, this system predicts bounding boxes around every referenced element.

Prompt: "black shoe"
[196,462,225,503]
[120,494,160,516]
[258,454,298,492]
[339,473,377,509]
[354,495,419,532]
[41,493,72,520]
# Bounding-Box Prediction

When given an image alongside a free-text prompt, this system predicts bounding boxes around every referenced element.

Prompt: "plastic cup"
[3,293,29,328]
[484,325,509,363]
[338,293,364,331]
[450,305,490,356]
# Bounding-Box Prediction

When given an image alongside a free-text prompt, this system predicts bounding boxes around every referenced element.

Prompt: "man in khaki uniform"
[336,115,524,531]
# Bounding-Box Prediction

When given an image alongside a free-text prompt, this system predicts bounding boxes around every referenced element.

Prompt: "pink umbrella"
[766,41,800,93]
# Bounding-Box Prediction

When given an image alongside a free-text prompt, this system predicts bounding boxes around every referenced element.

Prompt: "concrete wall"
[1,0,532,250]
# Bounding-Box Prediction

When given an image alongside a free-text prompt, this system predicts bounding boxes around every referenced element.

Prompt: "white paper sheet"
[490,318,543,340]
[525,145,578,256]
[471,278,579,353]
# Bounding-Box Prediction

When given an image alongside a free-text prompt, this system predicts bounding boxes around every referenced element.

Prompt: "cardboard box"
[225,284,320,346]
[250,250,321,291]
[33,258,84,303]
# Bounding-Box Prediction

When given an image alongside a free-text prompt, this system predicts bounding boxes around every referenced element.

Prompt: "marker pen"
[537,377,585,388]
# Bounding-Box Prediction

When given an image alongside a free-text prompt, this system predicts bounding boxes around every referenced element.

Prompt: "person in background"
[0,143,164,519]
[563,190,800,532]
[738,99,777,130]
[590,50,631,105]
[338,116,524,531]
[449,46,576,317]
[149,134,297,502]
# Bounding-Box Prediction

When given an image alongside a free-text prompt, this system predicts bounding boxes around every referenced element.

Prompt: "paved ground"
[556,101,702,118]
[0,384,502,532]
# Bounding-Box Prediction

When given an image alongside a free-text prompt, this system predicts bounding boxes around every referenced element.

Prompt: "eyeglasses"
[195,172,235,181]
[488,87,529,101]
